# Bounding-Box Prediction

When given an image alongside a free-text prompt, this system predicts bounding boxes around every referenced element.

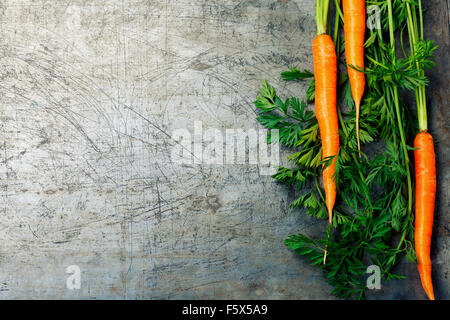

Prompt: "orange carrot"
[343,0,365,154]
[414,131,436,300]
[406,0,436,300]
[313,34,339,224]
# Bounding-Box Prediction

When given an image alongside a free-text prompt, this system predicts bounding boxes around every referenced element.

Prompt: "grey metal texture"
[0,0,448,299]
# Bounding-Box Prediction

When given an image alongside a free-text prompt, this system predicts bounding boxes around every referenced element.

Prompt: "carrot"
[414,132,436,300]
[313,34,339,225]
[404,0,437,300]
[314,0,339,264]
[343,0,365,154]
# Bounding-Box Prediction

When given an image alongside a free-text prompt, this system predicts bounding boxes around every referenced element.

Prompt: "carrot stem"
[406,1,428,131]
[333,0,341,45]
[334,0,344,23]
[419,0,423,40]
[387,0,413,216]
[317,0,330,35]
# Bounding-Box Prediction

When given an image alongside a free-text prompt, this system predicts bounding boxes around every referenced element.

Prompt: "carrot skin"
[313,34,339,224]
[343,0,365,153]
[414,132,436,300]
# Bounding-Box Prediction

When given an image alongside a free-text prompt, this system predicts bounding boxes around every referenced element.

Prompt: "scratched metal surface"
[0,0,448,300]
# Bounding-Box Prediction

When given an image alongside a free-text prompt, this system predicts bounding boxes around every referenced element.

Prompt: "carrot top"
[316,0,330,35]
[405,0,436,131]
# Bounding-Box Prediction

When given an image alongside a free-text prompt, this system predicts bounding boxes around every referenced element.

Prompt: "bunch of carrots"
[313,0,436,299]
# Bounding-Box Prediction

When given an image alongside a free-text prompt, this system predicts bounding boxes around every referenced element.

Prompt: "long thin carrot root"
[355,101,361,157]
[323,229,331,264]
[414,131,436,300]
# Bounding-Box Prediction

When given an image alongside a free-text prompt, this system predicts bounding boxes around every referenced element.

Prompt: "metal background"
[0,0,448,299]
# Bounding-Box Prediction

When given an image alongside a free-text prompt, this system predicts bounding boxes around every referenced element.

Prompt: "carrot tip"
[355,101,361,157]
[424,288,435,300]
[328,207,333,225]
